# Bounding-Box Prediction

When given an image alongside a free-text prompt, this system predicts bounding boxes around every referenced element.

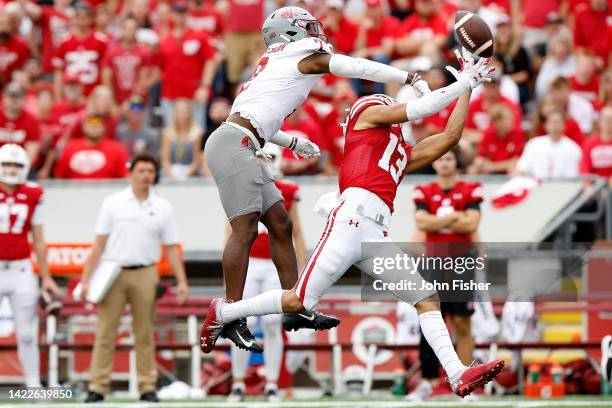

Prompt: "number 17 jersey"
[339,95,412,213]
[0,183,44,260]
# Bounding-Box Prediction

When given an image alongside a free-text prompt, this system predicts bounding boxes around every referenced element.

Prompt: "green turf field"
[1,396,612,408]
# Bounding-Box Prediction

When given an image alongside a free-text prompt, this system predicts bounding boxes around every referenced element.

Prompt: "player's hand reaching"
[291,136,321,159]
[411,73,431,98]
[446,47,495,90]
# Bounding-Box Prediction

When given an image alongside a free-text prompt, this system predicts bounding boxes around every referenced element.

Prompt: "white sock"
[220,289,284,324]
[262,316,283,383]
[418,311,466,382]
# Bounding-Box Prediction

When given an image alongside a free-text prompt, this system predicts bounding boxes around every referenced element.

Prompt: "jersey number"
[378,133,407,184]
[0,203,29,234]
[240,56,269,92]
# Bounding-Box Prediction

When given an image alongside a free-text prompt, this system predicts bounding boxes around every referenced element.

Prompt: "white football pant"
[0,259,41,387]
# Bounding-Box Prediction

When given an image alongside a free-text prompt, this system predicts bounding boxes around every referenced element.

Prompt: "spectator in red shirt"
[69,85,119,140]
[54,114,129,179]
[225,0,264,94]
[22,0,73,75]
[394,0,447,61]
[102,16,154,106]
[0,12,30,88]
[52,72,86,133]
[52,2,108,99]
[573,0,610,64]
[569,49,600,103]
[158,1,216,130]
[351,0,400,95]
[531,93,585,145]
[321,86,356,174]
[280,107,324,176]
[322,0,358,55]
[511,0,564,49]
[581,106,612,183]
[0,83,39,162]
[186,0,224,40]
[33,86,63,179]
[465,73,522,149]
[468,104,525,174]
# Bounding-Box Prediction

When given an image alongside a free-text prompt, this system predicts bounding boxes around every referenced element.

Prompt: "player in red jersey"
[202,50,504,397]
[0,144,60,387]
[227,144,306,402]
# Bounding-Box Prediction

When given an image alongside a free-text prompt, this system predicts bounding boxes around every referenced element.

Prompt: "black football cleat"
[139,392,159,402]
[282,310,340,331]
[84,391,104,403]
[222,318,263,353]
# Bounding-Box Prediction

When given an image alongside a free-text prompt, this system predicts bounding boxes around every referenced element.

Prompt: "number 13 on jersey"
[378,133,408,184]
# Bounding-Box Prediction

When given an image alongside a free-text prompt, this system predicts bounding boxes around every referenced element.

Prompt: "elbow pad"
[405,80,470,121]
[328,53,408,84]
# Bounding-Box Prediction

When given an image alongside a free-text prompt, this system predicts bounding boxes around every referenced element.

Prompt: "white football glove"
[446,47,495,90]
[411,73,431,98]
[291,136,321,159]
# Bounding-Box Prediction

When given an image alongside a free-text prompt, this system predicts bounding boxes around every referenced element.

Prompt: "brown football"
[454,10,494,58]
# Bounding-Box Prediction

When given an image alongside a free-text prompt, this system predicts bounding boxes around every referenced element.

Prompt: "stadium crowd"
[0,0,609,182]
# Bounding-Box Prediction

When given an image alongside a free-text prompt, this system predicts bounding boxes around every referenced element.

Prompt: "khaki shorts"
[225,32,263,84]
[205,123,282,220]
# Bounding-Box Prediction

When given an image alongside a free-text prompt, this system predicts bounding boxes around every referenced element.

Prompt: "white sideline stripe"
[1,400,612,408]
[474,39,493,56]
[454,12,474,29]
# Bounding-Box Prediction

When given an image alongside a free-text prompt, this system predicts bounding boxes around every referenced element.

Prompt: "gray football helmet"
[262,6,327,47]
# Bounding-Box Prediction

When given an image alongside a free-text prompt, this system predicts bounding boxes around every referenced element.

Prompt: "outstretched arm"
[354,53,493,129]
[298,53,425,89]
[404,91,471,173]
[354,79,472,129]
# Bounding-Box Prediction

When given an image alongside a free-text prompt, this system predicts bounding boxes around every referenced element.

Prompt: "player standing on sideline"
[203,50,506,398]
[0,144,60,387]
[227,144,305,403]
[406,148,483,401]
[203,6,433,351]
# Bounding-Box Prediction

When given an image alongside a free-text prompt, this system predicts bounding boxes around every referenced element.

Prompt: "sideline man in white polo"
[80,152,189,403]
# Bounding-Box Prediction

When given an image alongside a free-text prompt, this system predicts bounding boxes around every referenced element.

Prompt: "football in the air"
[454,10,494,58]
